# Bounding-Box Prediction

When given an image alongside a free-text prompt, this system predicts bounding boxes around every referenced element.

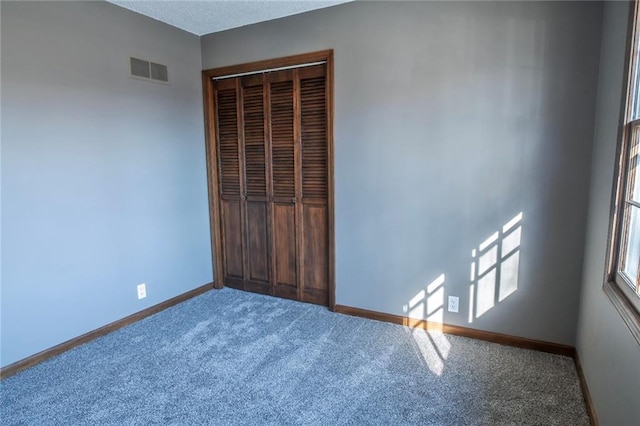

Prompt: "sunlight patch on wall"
[402,273,450,375]
[426,274,445,324]
[469,212,523,322]
[407,289,425,320]
[403,274,445,324]
[476,267,497,317]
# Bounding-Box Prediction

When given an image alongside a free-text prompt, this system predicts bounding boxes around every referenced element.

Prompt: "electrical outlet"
[448,296,459,313]
[137,283,146,300]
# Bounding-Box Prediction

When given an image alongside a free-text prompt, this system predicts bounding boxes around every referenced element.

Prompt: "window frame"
[605,0,640,346]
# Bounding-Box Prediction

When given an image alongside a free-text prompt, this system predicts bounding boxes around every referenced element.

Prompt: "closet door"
[241,75,271,294]
[298,65,329,305]
[214,78,245,289]
[211,59,331,307]
[269,71,299,301]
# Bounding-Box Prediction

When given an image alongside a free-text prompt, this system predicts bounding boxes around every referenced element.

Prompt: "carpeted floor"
[1,288,588,425]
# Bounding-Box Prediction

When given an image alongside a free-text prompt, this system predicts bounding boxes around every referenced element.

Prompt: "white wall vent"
[130,57,169,84]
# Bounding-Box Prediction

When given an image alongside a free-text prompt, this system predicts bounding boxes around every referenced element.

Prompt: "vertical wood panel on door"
[299,65,329,305]
[214,78,245,289]
[241,75,271,294]
[270,72,299,301]
[204,50,334,308]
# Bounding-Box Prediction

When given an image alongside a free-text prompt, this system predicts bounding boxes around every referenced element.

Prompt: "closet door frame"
[202,50,335,310]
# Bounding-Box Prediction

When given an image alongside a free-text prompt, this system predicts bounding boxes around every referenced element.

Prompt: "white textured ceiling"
[108,0,351,36]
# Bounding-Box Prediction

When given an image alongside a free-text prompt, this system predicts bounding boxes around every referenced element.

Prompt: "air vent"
[130,57,169,83]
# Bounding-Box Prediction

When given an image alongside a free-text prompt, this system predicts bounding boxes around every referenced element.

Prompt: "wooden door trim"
[203,50,333,81]
[202,73,223,289]
[326,52,336,311]
[202,50,336,309]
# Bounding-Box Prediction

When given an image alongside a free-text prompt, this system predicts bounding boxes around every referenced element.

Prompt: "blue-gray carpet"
[1,288,588,425]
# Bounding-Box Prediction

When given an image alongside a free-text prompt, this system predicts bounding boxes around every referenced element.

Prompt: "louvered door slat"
[241,81,270,289]
[269,76,298,296]
[214,81,244,285]
[300,76,327,200]
[216,88,241,197]
[270,81,295,198]
[243,85,267,197]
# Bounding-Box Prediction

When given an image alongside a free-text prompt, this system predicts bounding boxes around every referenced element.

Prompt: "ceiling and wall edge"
[107,0,353,36]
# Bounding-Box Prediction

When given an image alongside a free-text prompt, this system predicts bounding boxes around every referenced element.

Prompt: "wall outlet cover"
[137,283,147,300]
[448,296,459,313]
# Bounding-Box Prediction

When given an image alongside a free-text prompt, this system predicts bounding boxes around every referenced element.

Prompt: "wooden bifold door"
[203,51,334,308]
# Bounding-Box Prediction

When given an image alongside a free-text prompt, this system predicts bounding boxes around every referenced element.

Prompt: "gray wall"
[201,1,603,345]
[576,1,640,424]
[1,1,212,367]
